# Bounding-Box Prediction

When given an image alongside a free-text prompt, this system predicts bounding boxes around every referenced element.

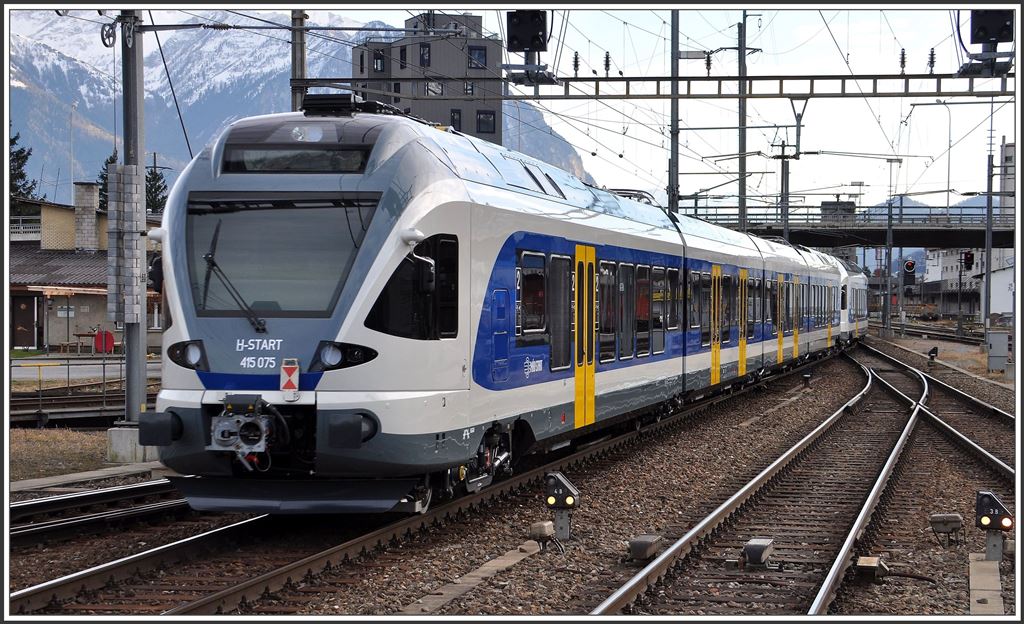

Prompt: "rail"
[12,354,836,615]
[591,356,873,615]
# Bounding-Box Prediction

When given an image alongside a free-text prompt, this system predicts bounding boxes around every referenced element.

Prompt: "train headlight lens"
[320,344,343,367]
[981,515,991,526]
[167,340,209,371]
[310,341,378,372]
[185,343,203,366]
[1001,516,1013,529]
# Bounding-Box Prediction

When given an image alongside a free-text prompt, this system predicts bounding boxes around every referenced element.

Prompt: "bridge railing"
[682,206,1016,229]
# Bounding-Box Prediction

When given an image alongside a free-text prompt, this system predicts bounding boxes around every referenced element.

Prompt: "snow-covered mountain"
[9,9,592,204]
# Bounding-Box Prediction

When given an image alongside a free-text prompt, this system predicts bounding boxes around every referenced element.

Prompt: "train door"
[710,265,722,385]
[491,289,509,382]
[574,245,596,428]
[738,269,747,377]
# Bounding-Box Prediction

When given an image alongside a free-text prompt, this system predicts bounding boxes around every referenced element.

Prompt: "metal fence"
[681,206,1016,229]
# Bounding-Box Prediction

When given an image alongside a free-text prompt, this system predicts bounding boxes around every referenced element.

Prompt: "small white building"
[976,263,1015,319]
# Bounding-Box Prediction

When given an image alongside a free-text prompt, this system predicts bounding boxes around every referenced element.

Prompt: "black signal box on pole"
[970,10,1014,45]
[507,10,548,53]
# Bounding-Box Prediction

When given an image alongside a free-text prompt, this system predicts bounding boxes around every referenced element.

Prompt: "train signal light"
[544,471,580,510]
[507,10,547,53]
[970,10,1014,45]
[962,251,974,271]
[903,259,916,273]
[976,490,1013,531]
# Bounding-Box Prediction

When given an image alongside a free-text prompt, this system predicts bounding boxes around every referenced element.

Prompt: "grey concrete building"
[353,12,504,145]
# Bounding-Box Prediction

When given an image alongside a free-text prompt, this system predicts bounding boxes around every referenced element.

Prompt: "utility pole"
[668,9,679,213]
[983,151,994,348]
[737,11,747,231]
[882,158,901,336]
[781,156,789,240]
[291,10,308,111]
[957,252,964,336]
[121,9,146,423]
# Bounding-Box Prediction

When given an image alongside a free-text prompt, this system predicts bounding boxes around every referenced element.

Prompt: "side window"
[652,267,666,354]
[516,251,547,342]
[666,268,680,330]
[636,265,651,357]
[365,234,458,340]
[689,270,700,330]
[419,42,431,67]
[746,277,755,339]
[721,274,732,344]
[548,255,572,371]
[700,272,711,346]
[400,45,407,69]
[841,284,848,310]
[618,263,636,359]
[768,279,777,335]
[598,262,617,362]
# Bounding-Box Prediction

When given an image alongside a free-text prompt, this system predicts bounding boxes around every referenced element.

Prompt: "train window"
[666,268,680,330]
[700,273,711,346]
[636,265,651,357]
[223,146,369,174]
[766,279,774,334]
[689,271,701,330]
[618,263,636,359]
[783,281,791,334]
[517,252,547,339]
[577,260,585,365]
[754,278,762,337]
[598,262,617,362]
[720,274,732,344]
[548,255,572,371]
[841,285,848,310]
[746,277,755,339]
[365,234,458,340]
[652,267,666,354]
[587,263,595,365]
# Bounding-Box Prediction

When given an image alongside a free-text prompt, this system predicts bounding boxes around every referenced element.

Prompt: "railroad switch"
[854,556,890,584]
[929,512,966,548]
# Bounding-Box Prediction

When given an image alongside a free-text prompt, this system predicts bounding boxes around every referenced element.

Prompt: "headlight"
[320,343,343,367]
[167,340,209,371]
[310,341,378,372]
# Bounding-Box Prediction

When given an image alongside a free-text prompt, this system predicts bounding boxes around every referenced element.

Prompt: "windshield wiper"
[200,220,267,333]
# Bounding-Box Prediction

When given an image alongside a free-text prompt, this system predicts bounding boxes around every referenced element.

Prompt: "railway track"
[10,480,186,547]
[592,356,913,615]
[867,321,986,346]
[11,354,834,616]
[9,392,159,427]
[592,345,1013,616]
[854,344,1014,476]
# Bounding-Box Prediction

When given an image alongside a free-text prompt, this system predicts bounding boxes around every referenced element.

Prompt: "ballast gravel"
[247,358,868,616]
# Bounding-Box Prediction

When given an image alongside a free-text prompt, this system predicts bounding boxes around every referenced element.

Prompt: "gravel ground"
[864,337,1016,415]
[241,357,869,615]
[9,512,254,592]
[835,424,1016,616]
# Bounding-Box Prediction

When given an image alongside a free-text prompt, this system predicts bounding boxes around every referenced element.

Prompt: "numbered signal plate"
[280,357,300,392]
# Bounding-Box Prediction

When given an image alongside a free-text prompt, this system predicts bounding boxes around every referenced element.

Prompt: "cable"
[819,10,895,153]
[954,10,970,57]
[149,10,192,159]
[764,11,840,56]
[880,10,904,51]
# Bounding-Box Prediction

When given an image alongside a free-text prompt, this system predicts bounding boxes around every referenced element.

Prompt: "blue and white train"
[141,96,869,513]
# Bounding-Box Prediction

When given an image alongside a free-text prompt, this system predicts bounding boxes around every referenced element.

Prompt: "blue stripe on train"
[196,371,323,391]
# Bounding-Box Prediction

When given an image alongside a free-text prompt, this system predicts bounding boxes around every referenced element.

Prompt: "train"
[140,95,870,514]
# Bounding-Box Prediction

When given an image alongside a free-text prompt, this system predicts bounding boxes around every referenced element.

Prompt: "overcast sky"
[321,5,1019,210]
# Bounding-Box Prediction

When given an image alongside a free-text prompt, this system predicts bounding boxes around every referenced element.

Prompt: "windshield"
[186,193,379,317]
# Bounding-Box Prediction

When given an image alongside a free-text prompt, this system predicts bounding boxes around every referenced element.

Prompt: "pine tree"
[146,165,168,214]
[97,150,118,211]
[10,128,43,200]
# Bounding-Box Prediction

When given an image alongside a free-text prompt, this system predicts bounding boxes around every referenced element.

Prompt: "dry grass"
[8,429,109,482]
[9,377,112,393]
